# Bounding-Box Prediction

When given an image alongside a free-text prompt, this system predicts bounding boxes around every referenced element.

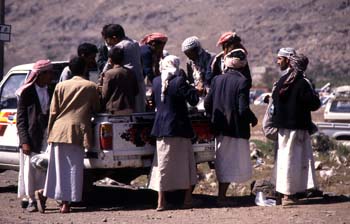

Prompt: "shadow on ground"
[0,185,17,193]
[1,183,349,213]
[70,184,350,212]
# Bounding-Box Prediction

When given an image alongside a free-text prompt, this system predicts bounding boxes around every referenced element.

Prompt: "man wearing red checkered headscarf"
[17,59,54,212]
[140,32,168,83]
[211,32,252,88]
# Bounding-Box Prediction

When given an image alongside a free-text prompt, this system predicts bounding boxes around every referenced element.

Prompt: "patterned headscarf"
[140,32,168,45]
[223,48,247,70]
[217,32,238,46]
[181,36,201,52]
[277,47,296,59]
[216,31,248,54]
[15,60,53,96]
[160,55,180,102]
[290,54,309,72]
[279,54,309,97]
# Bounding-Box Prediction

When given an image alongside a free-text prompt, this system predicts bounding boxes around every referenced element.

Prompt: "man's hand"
[22,143,31,155]
[196,82,205,96]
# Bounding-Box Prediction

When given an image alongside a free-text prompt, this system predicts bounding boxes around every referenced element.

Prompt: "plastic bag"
[255,191,276,207]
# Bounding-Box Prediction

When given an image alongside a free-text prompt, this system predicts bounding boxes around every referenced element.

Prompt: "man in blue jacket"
[205,49,257,204]
[148,55,199,211]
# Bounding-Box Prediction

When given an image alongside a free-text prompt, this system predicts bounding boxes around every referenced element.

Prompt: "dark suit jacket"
[16,85,52,153]
[151,75,199,138]
[272,73,321,130]
[204,69,257,139]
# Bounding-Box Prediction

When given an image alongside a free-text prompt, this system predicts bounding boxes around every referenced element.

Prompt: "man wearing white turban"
[181,36,214,96]
[277,47,296,76]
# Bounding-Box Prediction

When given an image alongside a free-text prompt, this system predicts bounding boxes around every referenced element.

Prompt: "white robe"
[215,135,252,183]
[18,150,46,200]
[148,137,197,192]
[275,129,317,195]
[44,143,84,202]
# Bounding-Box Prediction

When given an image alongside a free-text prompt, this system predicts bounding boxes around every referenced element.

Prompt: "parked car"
[324,85,350,122]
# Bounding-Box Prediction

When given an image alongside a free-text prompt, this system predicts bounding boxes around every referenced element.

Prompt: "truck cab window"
[0,73,26,109]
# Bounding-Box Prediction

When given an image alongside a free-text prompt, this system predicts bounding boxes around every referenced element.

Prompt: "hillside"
[4,0,350,87]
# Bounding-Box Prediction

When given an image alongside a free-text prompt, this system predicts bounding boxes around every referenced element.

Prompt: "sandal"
[282,196,299,206]
[60,204,71,213]
[35,190,47,213]
[156,206,166,212]
[182,200,193,209]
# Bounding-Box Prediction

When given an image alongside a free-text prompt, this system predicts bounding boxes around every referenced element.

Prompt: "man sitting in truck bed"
[100,46,139,115]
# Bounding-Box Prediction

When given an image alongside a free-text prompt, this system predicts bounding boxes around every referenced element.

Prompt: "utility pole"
[0,0,4,81]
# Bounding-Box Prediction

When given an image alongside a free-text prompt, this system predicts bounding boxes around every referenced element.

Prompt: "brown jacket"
[101,65,139,115]
[47,76,100,149]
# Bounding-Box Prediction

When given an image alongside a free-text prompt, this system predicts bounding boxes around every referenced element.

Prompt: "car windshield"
[330,100,350,113]
[0,62,69,109]
[0,73,27,109]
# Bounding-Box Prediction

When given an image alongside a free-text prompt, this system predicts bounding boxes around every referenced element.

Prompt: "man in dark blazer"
[16,60,54,212]
[148,55,199,211]
[205,49,257,204]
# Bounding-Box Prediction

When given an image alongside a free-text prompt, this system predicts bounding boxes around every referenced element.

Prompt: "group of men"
[16,22,320,213]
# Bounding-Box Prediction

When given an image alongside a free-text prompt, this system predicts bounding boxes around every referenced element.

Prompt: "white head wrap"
[224,48,247,70]
[277,47,296,59]
[160,55,180,102]
[181,36,201,52]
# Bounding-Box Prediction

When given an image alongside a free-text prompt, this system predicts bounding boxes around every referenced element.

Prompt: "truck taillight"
[99,122,113,150]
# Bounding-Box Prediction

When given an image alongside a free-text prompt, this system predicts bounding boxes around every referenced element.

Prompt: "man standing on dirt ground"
[271,54,320,206]
[204,50,257,206]
[16,60,54,212]
[270,47,296,170]
[148,55,199,211]
[59,42,98,81]
[99,24,145,113]
[36,56,100,213]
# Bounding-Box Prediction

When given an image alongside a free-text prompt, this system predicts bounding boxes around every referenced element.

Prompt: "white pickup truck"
[0,62,215,184]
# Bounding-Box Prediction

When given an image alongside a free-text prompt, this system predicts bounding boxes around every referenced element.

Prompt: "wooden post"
[0,0,4,81]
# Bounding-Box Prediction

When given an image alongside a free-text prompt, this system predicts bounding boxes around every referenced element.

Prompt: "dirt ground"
[0,105,349,224]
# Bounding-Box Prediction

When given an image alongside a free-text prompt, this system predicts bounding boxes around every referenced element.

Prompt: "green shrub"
[250,139,274,158]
